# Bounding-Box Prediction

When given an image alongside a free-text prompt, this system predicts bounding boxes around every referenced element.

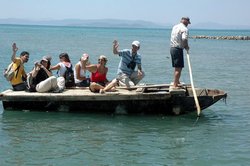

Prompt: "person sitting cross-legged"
[86,55,114,93]
[28,56,65,93]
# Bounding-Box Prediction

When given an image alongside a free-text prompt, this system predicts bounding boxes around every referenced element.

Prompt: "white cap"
[132,41,140,47]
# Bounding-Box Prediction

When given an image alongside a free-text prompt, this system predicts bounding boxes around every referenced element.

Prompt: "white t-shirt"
[74,61,86,83]
[58,62,72,77]
[170,23,189,48]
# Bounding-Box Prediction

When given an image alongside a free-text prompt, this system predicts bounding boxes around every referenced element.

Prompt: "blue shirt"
[117,49,141,75]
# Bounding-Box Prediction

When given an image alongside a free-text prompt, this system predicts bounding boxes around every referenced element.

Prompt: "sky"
[0,0,250,27]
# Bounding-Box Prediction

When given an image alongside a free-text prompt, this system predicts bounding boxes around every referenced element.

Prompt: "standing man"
[10,43,29,91]
[170,17,191,88]
[113,40,145,87]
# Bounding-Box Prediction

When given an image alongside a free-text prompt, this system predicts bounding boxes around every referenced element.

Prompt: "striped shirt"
[117,49,141,75]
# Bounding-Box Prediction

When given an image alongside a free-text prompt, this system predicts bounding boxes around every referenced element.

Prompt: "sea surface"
[0,24,250,165]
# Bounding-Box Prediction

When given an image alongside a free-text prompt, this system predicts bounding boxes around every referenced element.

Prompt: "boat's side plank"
[117,83,191,90]
[0,87,227,114]
[0,89,172,102]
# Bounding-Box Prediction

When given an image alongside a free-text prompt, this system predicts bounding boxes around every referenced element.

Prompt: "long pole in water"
[186,51,201,117]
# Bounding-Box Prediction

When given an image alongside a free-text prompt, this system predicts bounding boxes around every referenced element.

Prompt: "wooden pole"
[186,51,201,116]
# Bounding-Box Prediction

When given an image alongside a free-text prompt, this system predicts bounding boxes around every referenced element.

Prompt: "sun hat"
[132,41,140,47]
[181,17,191,24]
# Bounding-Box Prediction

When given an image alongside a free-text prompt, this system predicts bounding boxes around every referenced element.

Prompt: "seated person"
[86,55,109,93]
[100,40,146,94]
[28,56,65,93]
[50,52,74,88]
[112,40,145,87]
[74,53,90,87]
[10,43,30,91]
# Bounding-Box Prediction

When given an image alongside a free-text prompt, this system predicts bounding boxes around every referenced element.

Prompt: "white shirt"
[58,62,67,77]
[74,61,86,83]
[170,23,189,48]
[57,62,73,76]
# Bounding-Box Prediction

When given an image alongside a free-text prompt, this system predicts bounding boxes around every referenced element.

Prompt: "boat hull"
[0,86,227,115]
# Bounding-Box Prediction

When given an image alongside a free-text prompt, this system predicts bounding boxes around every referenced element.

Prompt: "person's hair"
[40,60,51,69]
[20,51,29,57]
[59,52,71,63]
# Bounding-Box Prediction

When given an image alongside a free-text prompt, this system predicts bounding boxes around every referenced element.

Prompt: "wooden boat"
[0,84,227,115]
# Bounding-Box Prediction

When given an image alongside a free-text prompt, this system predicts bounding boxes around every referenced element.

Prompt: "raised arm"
[113,40,119,55]
[11,43,18,62]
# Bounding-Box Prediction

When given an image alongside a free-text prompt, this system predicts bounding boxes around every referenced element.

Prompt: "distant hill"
[0,18,171,29]
[0,18,249,29]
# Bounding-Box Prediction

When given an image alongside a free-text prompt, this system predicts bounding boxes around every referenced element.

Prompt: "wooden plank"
[0,89,172,102]
[117,83,190,90]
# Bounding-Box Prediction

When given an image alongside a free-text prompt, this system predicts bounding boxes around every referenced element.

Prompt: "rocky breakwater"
[190,35,250,40]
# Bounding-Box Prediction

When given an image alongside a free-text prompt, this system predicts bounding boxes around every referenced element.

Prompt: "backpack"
[26,73,36,92]
[64,65,75,87]
[3,62,20,81]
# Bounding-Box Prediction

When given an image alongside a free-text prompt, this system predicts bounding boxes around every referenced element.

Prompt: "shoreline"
[190,35,250,40]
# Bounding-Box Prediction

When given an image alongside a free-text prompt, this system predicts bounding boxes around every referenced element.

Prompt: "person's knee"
[89,82,97,92]
[57,76,65,83]
[111,79,118,84]
[57,76,65,88]
[90,82,97,87]
[50,76,58,87]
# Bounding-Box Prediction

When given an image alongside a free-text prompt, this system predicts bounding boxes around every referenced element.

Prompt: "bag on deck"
[64,65,75,87]
[3,62,15,81]
[26,73,36,92]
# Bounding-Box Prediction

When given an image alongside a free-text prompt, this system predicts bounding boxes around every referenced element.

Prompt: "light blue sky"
[1,0,249,26]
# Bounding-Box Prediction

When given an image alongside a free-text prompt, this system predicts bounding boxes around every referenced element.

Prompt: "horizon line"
[0,18,249,30]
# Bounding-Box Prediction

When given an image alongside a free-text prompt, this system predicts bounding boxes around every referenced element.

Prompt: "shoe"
[169,86,182,91]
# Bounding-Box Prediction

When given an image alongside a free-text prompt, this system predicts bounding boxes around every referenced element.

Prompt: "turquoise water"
[0,25,250,165]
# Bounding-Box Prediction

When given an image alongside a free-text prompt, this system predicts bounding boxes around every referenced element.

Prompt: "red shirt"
[91,70,107,83]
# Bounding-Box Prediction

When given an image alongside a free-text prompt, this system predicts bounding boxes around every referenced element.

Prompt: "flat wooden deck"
[0,88,175,102]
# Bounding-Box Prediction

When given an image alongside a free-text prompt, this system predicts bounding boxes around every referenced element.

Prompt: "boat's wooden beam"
[117,83,190,90]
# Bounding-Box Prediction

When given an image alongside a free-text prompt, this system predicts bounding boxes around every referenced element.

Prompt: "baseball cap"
[181,17,191,24]
[132,41,140,47]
